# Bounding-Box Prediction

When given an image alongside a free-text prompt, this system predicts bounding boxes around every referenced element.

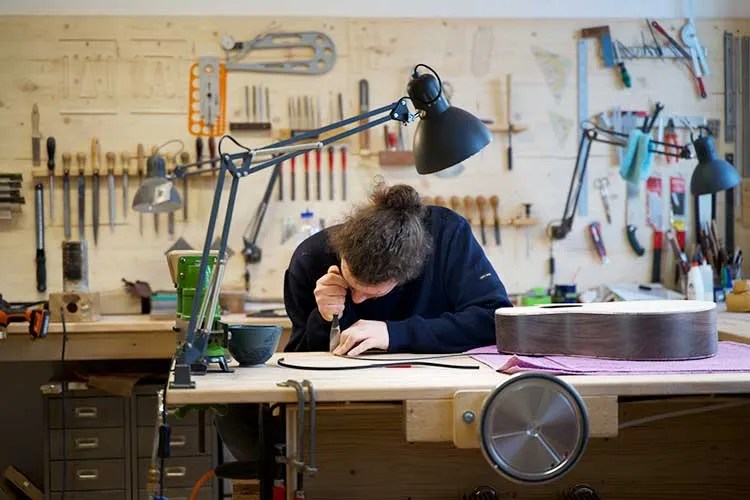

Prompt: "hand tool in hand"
[34,183,46,292]
[340,146,347,200]
[523,203,533,257]
[327,146,334,201]
[315,148,322,200]
[358,79,370,155]
[476,195,488,245]
[588,221,608,264]
[120,152,130,221]
[137,143,146,236]
[593,177,612,224]
[62,152,72,240]
[450,195,461,214]
[180,151,190,221]
[105,151,116,231]
[91,138,101,245]
[489,195,501,245]
[646,176,663,283]
[31,104,41,166]
[76,153,86,240]
[303,150,310,201]
[290,155,296,201]
[0,296,50,339]
[329,313,341,352]
[506,74,513,170]
[47,137,56,222]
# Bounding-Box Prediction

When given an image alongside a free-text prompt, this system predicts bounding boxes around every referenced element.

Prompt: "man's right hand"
[314,265,348,321]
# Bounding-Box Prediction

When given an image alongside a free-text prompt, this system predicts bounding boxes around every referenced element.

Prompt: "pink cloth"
[468,341,750,375]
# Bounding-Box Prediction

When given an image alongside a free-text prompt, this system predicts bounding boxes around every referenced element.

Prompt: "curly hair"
[329,183,432,285]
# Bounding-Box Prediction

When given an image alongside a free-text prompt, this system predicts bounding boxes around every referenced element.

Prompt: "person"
[283,183,512,355]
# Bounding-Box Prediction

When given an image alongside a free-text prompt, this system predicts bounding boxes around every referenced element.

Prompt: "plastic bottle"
[699,260,714,302]
[687,262,704,300]
[296,210,320,243]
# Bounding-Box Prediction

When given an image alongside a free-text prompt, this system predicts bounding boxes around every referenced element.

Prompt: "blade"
[63,174,71,239]
[92,174,99,245]
[108,172,115,230]
[78,174,85,240]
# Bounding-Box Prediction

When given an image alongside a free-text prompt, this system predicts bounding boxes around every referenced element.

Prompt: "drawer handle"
[170,435,187,447]
[74,437,100,449]
[74,407,98,419]
[164,467,187,478]
[75,469,99,480]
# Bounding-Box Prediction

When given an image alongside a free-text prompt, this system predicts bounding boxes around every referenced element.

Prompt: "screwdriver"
[47,137,56,222]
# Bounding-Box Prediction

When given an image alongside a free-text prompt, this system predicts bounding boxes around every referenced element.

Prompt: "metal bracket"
[223,32,336,75]
[277,379,318,477]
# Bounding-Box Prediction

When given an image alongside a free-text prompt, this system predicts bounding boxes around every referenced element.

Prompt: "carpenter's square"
[106,151,116,231]
[62,152,72,240]
[180,151,190,221]
[76,152,86,241]
[47,137,56,222]
[91,138,101,245]
[31,104,41,166]
[121,152,130,221]
[137,143,146,236]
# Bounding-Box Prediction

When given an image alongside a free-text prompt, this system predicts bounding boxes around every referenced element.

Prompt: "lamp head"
[132,154,182,213]
[690,134,739,195]
[407,65,491,174]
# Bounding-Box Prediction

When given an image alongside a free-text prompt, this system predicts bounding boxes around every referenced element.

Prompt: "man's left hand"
[332,320,389,356]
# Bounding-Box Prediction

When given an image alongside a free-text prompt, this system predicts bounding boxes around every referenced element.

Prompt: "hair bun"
[373,184,423,213]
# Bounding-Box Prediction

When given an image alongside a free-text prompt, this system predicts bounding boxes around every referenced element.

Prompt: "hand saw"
[221,31,336,75]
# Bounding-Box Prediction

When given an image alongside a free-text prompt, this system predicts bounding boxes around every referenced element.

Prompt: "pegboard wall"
[0,15,748,301]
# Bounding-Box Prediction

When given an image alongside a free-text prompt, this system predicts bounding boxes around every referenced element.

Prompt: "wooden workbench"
[167,336,750,499]
[2,314,291,362]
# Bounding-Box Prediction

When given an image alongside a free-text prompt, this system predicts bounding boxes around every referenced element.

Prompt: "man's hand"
[332,320,389,356]
[314,265,348,322]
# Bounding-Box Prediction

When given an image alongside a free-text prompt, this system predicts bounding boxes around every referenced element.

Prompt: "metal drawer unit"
[131,386,217,500]
[43,388,131,500]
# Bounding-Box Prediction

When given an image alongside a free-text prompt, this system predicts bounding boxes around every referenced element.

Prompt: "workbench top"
[166,351,750,406]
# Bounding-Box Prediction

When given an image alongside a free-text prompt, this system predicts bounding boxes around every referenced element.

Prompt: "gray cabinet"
[43,386,217,500]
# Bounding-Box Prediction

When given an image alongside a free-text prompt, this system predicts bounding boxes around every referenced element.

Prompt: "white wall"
[0,0,748,19]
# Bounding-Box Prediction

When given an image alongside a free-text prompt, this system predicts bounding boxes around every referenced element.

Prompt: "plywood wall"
[0,15,747,301]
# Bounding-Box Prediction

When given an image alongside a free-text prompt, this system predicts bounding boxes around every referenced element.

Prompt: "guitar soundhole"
[539,304,583,309]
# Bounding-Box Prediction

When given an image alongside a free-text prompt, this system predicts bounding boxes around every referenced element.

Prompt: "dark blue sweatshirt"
[283,206,512,353]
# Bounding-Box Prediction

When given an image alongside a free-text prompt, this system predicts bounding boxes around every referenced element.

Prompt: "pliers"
[664,119,679,163]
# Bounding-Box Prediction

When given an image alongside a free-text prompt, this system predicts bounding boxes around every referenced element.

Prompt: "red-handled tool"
[340,146,347,201]
[327,146,335,201]
[650,20,707,98]
[588,222,609,264]
[646,176,663,283]
[0,296,49,339]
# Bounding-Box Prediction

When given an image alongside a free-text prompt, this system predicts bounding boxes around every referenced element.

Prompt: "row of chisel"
[288,92,344,130]
[425,195,502,246]
[277,145,348,202]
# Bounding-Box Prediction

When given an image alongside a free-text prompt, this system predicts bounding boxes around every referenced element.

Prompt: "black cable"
[276,358,479,370]
[411,63,443,106]
[60,307,67,500]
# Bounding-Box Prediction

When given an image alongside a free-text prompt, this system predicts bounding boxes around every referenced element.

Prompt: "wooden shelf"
[488,124,528,134]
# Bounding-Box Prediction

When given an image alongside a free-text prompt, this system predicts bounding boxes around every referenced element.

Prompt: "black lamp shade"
[690,135,740,195]
[408,72,492,174]
[132,155,182,213]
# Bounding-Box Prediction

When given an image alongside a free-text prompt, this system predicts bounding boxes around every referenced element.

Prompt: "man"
[283,183,512,355]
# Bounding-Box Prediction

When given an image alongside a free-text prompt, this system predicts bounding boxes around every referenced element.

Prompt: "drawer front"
[137,426,212,458]
[50,459,125,491]
[50,428,124,460]
[137,457,212,489]
[49,398,124,429]
[138,487,212,500]
[136,396,199,427]
[51,490,126,500]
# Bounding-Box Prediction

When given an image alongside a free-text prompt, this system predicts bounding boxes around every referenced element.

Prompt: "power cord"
[60,307,68,500]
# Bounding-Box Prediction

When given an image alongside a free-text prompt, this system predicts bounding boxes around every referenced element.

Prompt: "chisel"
[106,151,116,231]
[120,152,130,221]
[327,146,335,201]
[304,150,310,201]
[358,79,370,155]
[76,152,86,240]
[31,104,41,166]
[62,152,72,240]
[506,74,513,171]
[91,138,101,245]
[315,148,322,201]
[180,151,190,222]
[35,183,46,292]
[290,156,296,201]
[136,144,145,236]
[47,137,56,221]
[476,195,487,245]
[489,195,501,245]
[341,146,348,201]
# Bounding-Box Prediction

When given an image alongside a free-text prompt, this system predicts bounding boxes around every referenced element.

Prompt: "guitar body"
[495,300,717,360]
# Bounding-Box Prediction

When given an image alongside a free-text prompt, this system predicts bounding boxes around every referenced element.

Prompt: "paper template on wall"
[532,46,572,103]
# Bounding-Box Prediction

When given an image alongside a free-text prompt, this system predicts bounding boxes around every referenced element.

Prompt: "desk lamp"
[133,63,491,385]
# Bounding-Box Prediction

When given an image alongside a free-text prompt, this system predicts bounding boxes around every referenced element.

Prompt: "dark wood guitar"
[495,301,717,360]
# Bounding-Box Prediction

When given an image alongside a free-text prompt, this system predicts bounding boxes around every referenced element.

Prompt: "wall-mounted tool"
[327,146,334,201]
[121,152,131,222]
[341,146,348,201]
[106,151,116,232]
[230,84,272,131]
[0,175,25,220]
[588,221,609,264]
[208,136,218,177]
[646,176,663,283]
[47,137,56,222]
[76,153,86,241]
[91,138,101,245]
[476,196,488,245]
[593,177,613,224]
[581,25,631,88]
[34,183,46,292]
[137,144,146,236]
[315,148,322,201]
[650,20,707,98]
[523,203,533,257]
[62,152,72,240]
[188,56,227,137]
[290,156,296,201]
[489,195,501,245]
[221,31,336,75]
[31,104,41,166]
[449,195,461,213]
[180,152,190,221]
[358,79,370,156]
[304,150,311,201]
[506,74,514,170]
